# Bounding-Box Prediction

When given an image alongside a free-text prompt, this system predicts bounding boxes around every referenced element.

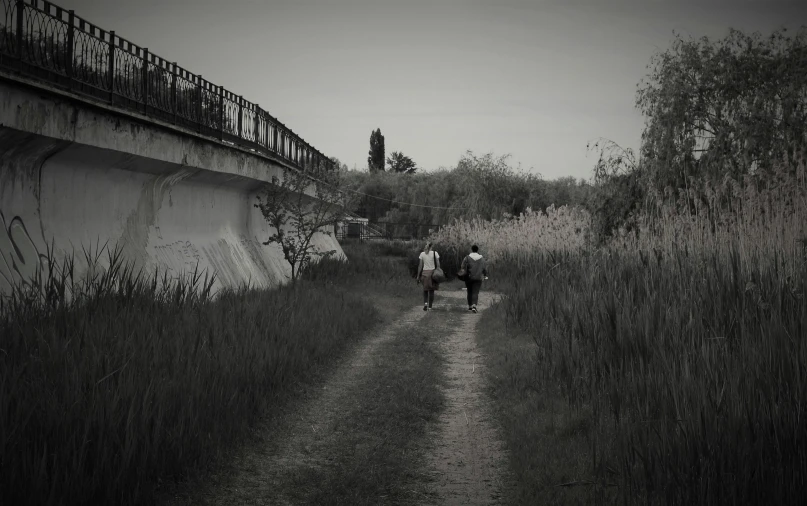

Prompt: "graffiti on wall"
[0,211,49,293]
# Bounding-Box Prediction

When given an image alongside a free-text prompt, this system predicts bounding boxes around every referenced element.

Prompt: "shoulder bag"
[457,255,468,280]
[431,251,446,283]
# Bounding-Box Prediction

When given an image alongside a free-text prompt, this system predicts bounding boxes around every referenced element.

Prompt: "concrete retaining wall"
[0,75,342,296]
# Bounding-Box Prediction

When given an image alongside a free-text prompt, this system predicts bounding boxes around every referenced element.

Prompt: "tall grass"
[502,247,807,504]
[445,159,807,503]
[615,155,807,277]
[0,246,377,505]
[430,204,591,262]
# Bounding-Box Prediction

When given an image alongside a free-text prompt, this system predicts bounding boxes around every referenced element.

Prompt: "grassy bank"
[435,162,807,504]
[479,247,807,505]
[477,304,612,505]
[0,241,419,506]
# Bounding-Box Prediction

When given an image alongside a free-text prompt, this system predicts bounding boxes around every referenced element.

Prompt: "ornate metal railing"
[0,0,335,174]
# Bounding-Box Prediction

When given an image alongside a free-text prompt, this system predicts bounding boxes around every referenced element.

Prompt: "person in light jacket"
[416,242,440,311]
[460,244,488,313]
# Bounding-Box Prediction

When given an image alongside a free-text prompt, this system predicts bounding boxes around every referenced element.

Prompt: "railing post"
[107,31,115,98]
[237,96,243,139]
[254,108,260,146]
[170,62,177,123]
[196,75,203,133]
[280,132,286,158]
[65,10,74,87]
[272,125,278,153]
[141,47,149,112]
[15,0,24,62]
[218,86,224,140]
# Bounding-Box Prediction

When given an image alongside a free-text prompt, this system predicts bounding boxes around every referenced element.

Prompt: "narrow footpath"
[162,285,509,505]
[427,290,508,505]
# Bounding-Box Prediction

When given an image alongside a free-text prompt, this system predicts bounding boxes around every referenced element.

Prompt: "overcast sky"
[55,0,806,180]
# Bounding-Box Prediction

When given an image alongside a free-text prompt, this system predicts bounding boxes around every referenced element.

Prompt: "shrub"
[302,239,417,284]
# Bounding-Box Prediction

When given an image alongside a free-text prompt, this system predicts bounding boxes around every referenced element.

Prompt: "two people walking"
[417,242,488,312]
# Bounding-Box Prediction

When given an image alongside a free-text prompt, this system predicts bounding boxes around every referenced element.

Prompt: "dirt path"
[427,289,509,505]
[164,286,508,505]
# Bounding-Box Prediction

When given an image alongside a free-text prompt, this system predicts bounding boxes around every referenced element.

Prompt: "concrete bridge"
[0,0,342,295]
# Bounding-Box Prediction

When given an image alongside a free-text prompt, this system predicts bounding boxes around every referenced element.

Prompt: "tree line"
[366,128,417,174]
[342,26,807,240]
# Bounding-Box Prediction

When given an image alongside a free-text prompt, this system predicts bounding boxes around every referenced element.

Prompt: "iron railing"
[0,0,335,174]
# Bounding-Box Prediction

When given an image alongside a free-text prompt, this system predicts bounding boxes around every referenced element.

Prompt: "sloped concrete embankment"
[0,78,340,296]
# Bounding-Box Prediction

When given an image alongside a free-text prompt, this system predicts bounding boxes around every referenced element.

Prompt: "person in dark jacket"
[460,244,488,313]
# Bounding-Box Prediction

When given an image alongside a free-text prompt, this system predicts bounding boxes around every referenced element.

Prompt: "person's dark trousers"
[423,290,435,307]
[465,279,482,307]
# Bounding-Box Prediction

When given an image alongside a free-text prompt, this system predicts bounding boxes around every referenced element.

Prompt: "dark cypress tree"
[368,128,385,172]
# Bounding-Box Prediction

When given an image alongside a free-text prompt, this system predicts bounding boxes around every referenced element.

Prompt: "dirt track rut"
[165,286,508,505]
[427,290,507,505]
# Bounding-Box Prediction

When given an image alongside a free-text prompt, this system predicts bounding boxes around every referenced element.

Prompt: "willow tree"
[637,27,807,190]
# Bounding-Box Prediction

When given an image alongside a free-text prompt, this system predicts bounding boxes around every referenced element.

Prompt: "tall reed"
[430,205,591,263]
[501,247,807,504]
[615,154,807,277]
[0,246,376,505]
[454,158,807,503]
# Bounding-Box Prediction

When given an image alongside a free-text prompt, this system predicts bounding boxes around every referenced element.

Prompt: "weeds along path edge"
[475,295,617,505]
[160,290,432,505]
[1,277,377,506]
